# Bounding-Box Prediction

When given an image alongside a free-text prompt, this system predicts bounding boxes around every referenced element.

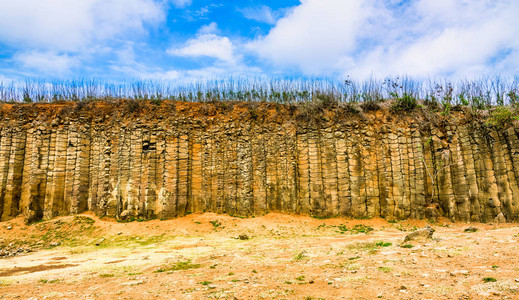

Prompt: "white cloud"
[170,0,191,8]
[0,0,164,52]
[198,22,219,35]
[240,5,284,25]
[250,0,519,77]
[13,51,79,74]
[349,0,519,77]
[249,0,373,74]
[168,23,237,64]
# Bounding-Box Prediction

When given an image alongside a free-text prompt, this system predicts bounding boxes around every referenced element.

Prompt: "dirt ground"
[1,213,519,299]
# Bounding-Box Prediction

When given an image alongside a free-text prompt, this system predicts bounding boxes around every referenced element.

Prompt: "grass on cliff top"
[1,76,518,110]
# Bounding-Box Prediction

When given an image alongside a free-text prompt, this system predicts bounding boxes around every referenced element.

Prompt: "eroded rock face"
[0,101,518,222]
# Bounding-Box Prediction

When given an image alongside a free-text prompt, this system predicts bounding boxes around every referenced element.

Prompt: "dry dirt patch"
[1,213,519,299]
[0,264,78,277]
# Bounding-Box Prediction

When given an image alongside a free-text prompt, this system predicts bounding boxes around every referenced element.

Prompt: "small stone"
[50,242,60,247]
[403,226,435,243]
[238,234,249,240]
[119,210,130,220]
[95,238,105,246]
[6,225,12,230]
[495,212,507,223]
[464,226,478,233]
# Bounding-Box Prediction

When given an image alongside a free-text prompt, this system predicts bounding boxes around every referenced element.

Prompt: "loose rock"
[403,226,435,243]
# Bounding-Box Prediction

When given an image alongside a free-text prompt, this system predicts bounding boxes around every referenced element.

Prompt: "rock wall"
[1,101,519,223]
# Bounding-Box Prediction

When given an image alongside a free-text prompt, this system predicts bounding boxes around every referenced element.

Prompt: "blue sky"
[0,0,518,82]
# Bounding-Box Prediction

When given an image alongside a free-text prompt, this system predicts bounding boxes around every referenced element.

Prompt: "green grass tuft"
[154,260,201,273]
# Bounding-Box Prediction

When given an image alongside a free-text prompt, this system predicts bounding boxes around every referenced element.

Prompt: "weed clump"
[487,106,518,128]
[154,260,201,273]
[293,251,307,261]
[210,220,222,228]
[392,93,417,112]
[375,241,392,247]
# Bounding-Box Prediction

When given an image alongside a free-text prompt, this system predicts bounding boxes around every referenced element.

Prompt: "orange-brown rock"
[0,101,518,222]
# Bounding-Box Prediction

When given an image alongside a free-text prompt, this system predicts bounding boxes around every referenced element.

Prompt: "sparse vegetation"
[293,251,307,261]
[487,106,519,128]
[378,266,393,273]
[1,76,517,110]
[210,220,222,228]
[154,260,201,273]
[2,214,519,299]
[351,224,374,234]
[38,278,62,284]
[375,241,392,247]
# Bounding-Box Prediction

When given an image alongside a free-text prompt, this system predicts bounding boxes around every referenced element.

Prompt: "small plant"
[99,274,115,278]
[375,241,392,247]
[337,224,349,234]
[483,277,497,283]
[492,265,499,269]
[392,93,417,111]
[487,106,518,128]
[199,281,212,285]
[378,266,393,273]
[228,272,234,276]
[401,244,414,248]
[293,251,307,261]
[39,278,61,284]
[296,275,305,281]
[210,220,222,228]
[351,224,374,234]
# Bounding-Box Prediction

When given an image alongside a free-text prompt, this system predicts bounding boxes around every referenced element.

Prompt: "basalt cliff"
[1,101,518,223]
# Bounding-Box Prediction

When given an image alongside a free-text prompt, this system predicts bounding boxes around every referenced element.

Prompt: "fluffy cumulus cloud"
[251,0,519,77]
[0,0,165,75]
[249,0,371,74]
[13,51,79,74]
[351,0,519,77]
[168,22,237,64]
[0,0,164,51]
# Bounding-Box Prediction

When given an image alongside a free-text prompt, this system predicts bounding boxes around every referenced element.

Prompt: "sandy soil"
[1,213,519,299]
